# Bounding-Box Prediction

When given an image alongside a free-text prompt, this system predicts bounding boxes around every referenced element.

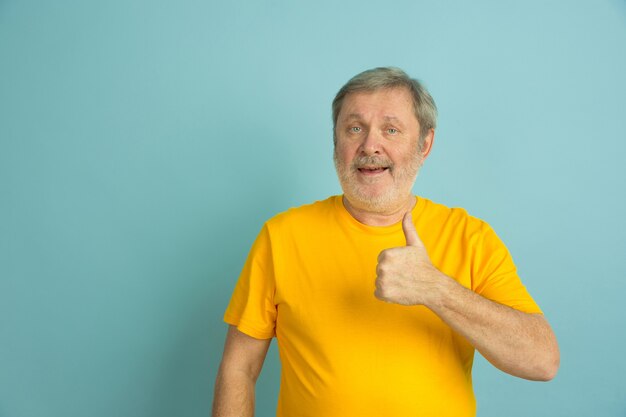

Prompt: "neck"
[342,195,416,226]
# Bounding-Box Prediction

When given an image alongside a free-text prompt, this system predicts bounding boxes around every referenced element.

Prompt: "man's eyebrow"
[342,113,364,121]
[383,116,406,127]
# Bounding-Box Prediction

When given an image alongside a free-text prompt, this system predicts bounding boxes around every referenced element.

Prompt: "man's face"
[333,87,432,214]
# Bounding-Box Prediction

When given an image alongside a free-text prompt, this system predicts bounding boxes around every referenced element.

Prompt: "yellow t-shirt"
[224,195,541,417]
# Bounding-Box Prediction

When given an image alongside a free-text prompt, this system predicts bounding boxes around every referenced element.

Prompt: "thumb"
[402,211,421,247]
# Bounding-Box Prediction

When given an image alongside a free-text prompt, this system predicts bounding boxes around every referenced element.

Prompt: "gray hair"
[332,67,437,150]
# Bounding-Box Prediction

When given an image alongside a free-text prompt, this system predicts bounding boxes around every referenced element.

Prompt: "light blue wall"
[1,1,625,416]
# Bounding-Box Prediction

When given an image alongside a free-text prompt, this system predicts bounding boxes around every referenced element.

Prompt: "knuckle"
[374,276,382,289]
[375,275,384,288]
[375,287,388,300]
[374,288,388,301]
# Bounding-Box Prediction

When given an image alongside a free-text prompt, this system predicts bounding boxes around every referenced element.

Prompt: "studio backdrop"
[1,1,625,416]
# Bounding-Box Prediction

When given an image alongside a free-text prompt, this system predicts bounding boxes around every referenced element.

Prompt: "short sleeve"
[472,224,543,314]
[223,224,277,339]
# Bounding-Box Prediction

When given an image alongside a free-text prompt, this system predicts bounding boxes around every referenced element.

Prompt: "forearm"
[213,326,270,417]
[212,368,256,417]
[428,274,559,381]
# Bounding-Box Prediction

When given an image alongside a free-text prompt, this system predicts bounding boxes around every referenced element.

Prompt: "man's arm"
[375,212,560,381]
[423,280,558,381]
[212,325,272,417]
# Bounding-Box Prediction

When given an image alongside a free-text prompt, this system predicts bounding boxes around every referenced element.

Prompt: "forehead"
[338,87,417,125]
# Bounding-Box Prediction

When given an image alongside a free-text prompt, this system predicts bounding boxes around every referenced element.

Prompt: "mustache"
[351,156,394,170]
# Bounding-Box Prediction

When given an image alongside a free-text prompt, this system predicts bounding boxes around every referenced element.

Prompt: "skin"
[212,326,270,417]
[212,87,560,416]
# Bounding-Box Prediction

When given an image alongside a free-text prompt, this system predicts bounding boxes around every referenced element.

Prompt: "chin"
[345,187,410,213]
[335,161,419,213]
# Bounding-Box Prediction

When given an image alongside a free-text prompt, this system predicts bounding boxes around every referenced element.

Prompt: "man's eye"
[387,128,398,135]
[350,127,362,133]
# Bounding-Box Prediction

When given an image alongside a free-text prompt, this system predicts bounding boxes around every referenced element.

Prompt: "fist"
[374,212,444,306]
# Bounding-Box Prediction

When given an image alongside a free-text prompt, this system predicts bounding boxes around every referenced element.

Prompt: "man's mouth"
[357,166,389,174]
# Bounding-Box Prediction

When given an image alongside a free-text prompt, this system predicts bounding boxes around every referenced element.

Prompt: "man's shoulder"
[266,195,338,229]
[418,196,490,232]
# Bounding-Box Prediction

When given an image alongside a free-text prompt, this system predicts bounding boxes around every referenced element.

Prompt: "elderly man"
[212,67,559,417]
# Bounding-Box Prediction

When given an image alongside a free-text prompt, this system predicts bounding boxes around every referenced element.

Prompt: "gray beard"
[333,151,423,214]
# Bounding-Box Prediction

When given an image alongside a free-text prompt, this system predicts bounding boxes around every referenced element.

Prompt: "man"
[212,67,559,417]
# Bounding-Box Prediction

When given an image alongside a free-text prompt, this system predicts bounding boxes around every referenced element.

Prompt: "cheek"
[394,147,420,164]
[334,143,355,165]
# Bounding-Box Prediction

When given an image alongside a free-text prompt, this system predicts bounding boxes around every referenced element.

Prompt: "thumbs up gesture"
[374,212,446,306]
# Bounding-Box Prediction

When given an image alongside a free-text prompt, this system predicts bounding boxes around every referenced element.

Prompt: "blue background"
[1,1,625,416]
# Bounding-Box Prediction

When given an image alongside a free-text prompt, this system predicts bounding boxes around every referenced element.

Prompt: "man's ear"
[420,128,435,159]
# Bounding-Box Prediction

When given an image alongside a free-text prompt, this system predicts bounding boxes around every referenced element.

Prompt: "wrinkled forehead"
[337,87,418,126]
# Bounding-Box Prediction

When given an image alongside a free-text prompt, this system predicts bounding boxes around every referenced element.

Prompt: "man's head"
[332,67,437,215]
[332,67,437,150]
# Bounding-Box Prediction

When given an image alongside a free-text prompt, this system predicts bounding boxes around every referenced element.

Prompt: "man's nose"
[359,130,383,155]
